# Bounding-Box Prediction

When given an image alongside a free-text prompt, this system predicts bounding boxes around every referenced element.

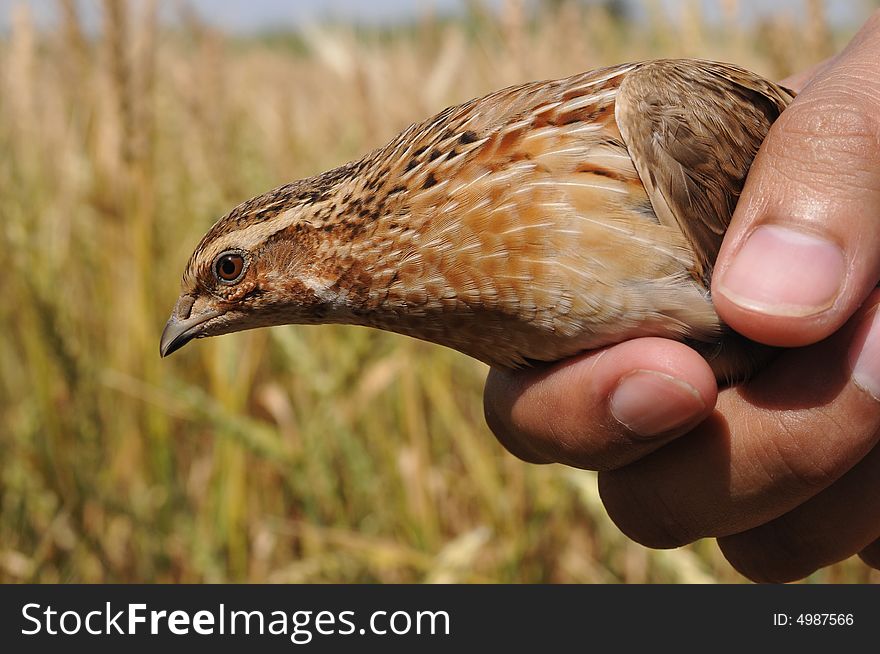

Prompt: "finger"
[858,539,880,571]
[712,11,880,347]
[483,338,717,470]
[717,441,880,583]
[598,290,880,548]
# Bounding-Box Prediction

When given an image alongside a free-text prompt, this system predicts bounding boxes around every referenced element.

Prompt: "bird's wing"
[615,59,794,283]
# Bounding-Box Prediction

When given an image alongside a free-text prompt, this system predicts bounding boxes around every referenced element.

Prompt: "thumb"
[712,11,880,347]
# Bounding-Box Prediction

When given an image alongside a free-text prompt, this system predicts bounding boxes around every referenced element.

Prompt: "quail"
[160,59,793,381]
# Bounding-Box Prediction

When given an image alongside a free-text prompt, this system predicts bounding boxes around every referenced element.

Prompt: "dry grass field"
[1,0,878,583]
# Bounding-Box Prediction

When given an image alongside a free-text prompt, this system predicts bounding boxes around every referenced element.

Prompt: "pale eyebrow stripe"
[199,207,303,264]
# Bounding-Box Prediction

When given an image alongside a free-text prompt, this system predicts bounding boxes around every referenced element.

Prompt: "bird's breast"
[336,77,721,368]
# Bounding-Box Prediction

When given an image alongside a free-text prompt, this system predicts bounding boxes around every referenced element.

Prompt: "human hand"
[483,11,880,582]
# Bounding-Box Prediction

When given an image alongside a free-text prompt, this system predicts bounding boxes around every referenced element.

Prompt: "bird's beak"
[159,294,221,357]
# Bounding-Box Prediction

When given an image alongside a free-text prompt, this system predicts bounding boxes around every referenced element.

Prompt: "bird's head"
[160,170,366,357]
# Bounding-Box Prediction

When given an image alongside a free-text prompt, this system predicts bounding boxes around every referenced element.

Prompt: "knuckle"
[598,470,697,548]
[770,97,880,183]
[752,412,849,492]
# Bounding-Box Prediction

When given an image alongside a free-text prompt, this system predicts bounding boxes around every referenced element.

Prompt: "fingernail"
[850,306,880,401]
[610,370,706,438]
[718,225,845,317]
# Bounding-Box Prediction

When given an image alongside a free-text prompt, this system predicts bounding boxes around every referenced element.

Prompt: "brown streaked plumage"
[160,59,794,381]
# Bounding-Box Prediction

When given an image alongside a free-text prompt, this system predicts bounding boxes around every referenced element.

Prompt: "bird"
[160,59,794,382]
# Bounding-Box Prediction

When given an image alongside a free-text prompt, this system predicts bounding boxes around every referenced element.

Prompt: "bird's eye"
[214,252,245,283]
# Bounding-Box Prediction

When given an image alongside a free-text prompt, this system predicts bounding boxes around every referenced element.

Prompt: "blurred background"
[1,0,878,583]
